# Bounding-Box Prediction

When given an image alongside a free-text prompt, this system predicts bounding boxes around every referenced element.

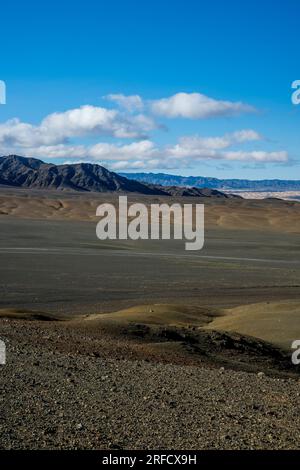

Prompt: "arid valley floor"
[1,188,300,449]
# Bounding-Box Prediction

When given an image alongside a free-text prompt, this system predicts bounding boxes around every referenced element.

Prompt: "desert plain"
[1,187,300,449]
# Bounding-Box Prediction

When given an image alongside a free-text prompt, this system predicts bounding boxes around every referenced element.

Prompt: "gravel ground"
[1,319,300,450]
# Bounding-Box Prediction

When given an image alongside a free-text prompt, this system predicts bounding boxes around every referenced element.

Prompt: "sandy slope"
[1,187,300,233]
[84,304,221,327]
[2,301,298,355]
[73,301,300,352]
[204,300,300,350]
[81,301,300,353]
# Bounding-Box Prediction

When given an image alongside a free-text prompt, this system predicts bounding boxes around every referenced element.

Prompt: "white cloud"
[104,94,144,112]
[9,140,157,163]
[223,151,288,162]
[166,130,263,158]
[0,93,288,172]
[89,140,156,161]
[0,105,156,149]
[41,105,158,139]
[108,160,160,171]
[0,118,60,147]
[232,129,262,142]
[105,91,256,121]
[21,144,88,159]
[129,113,159,132]
[41,106,122,138]
[151,92,255,119]
[19,128,286,171]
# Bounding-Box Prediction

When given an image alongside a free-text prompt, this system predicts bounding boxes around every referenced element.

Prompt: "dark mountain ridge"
[0,155,238,198]
[0,155,163,194]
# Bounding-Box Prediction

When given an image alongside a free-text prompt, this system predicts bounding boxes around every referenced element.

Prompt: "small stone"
[257,372,265,378]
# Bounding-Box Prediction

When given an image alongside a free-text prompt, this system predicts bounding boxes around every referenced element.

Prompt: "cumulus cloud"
[89,140,156,161]
[232,129,262,142]
[104,94,144,112]
[165,130,262,158]
[41,106,126,139]
[0,93,288,171]
[104,91,256,121]
[3,140,157,163]
[19,144,88,160]
[0,105,157,149]
[15,129,285,171]
[150,92,255,119]
[0,118,61,147]
[223,151,288,162]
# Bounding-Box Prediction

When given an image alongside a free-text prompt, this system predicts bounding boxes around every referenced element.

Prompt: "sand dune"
[2,300,300,352]
[204,300,300,350]
[97,300,300,352]
[2,302,296,378]
[84,300,300,352]
[1,188,300,233]
[0,308,60,321]
[84,303,221,327]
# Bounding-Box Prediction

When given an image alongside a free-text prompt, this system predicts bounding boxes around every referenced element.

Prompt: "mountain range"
[0,155,238,198]
[120,172,300,192]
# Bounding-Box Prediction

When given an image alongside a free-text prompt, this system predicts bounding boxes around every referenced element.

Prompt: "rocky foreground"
[1,318,300,450]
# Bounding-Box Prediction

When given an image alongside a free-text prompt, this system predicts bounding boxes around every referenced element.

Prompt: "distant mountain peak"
[120,172,300,192]
[0,155,163,194]
[0,155,239,198]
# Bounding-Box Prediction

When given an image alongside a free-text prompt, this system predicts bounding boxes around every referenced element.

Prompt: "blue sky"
[0,0,299,179]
